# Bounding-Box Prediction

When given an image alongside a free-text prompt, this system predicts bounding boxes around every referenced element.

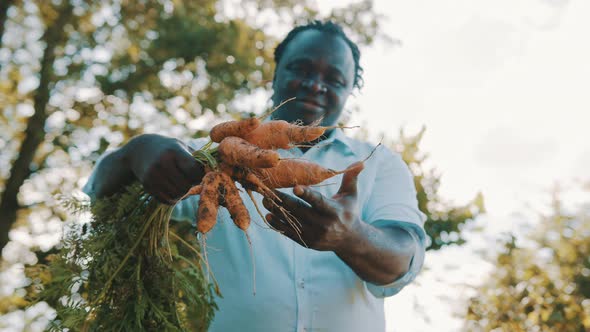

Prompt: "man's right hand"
[86,134,205,204]
[121,134,205,205]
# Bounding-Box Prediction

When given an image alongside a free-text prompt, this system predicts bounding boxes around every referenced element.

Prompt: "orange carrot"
[285,125,327,144]
[219,163,281,202]
[196,172,223,234]
[219,162,244,178]
[218,136,280,169]
[180,184,202,200]
[243,120,328,150]
[254,160,361,188]
[219,172,250,231]
[222,164,302,235]
[210,117,261,143]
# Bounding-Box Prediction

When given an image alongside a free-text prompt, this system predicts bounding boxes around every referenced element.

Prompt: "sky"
[348,0,589,215]
[316,0,590,330]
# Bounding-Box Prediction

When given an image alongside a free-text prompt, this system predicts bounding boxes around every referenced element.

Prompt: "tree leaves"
[465,189,590,331]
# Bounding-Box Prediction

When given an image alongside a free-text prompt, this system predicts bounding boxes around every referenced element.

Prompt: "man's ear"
[270,74,277,103]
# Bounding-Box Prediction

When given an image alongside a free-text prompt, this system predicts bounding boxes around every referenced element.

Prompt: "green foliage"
[93,1,274,112]
[31,183,217,331]
[465,189,590,331]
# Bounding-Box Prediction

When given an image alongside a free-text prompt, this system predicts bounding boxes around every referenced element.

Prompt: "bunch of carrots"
[187,109,363,237]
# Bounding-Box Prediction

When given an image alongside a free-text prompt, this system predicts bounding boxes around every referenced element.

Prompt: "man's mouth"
[296,98,325,112]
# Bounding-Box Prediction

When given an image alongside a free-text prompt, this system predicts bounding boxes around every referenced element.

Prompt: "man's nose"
[301,78,327,94]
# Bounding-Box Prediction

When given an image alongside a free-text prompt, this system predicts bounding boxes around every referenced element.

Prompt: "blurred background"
[0,0,588,331]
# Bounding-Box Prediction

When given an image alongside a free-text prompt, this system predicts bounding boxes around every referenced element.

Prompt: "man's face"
[271,29,355,127]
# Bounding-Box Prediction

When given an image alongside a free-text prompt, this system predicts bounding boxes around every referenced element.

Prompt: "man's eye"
[289,64,308,75]
[329,77,345,87]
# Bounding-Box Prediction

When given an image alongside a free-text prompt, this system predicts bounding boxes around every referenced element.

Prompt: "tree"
[464,186,590,331]
[0,0,73,256]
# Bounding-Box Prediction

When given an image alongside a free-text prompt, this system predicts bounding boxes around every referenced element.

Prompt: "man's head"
[271,21,363,127]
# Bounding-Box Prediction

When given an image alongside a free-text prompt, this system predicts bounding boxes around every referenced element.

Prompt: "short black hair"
[274,20,364,90]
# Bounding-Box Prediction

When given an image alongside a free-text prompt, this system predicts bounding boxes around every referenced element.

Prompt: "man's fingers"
[175,152,205,185]
[263,190,310,215]
[262,196,287,219]
[265,213,301,242]
[333,162,364,200]
[293,186,335,213]
[265,213,288,232]
[144,181,177,205]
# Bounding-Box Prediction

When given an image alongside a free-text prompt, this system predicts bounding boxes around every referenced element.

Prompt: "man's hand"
[87,134,205,204]
[262,163,364,252]
[262,162,417,285]
[122,134,205,205]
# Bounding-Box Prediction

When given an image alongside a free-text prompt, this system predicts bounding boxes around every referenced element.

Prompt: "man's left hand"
[262,163,364,251]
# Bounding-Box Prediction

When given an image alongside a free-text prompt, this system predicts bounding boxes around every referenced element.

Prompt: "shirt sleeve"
[365,220,426,298]
[361,146,426,228]
[82,149,116,201]
[361,146,427,298]
[171,195,199,225]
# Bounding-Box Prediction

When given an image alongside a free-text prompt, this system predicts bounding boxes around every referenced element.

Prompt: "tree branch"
[0,1,73,253]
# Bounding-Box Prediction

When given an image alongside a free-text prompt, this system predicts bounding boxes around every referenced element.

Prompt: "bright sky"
[317,0,590,330]
[349,0,589,215]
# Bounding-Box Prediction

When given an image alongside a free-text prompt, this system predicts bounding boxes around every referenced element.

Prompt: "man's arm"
[84,134,205,204]
[83,147,134,200]
[263,164,421,285]
[334,222,416,285]
[263,189,417,285]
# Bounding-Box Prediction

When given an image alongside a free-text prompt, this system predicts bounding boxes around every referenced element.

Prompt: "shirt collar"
[262,116,359,156]
[320,128,358,156]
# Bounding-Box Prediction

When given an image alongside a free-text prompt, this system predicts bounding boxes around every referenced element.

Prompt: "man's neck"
[297,128,335,154]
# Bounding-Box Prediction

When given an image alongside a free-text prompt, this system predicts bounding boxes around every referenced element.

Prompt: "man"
[84,21,426,332]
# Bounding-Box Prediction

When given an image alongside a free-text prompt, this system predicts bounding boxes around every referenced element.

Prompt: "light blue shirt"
[172,129,427,332]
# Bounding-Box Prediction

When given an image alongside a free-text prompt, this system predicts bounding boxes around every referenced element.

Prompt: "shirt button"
[298,278,305,289]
